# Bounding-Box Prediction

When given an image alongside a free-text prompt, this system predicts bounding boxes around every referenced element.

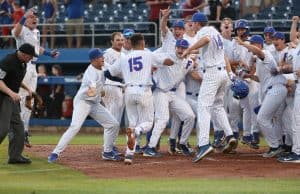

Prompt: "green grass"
[0,134,298,194]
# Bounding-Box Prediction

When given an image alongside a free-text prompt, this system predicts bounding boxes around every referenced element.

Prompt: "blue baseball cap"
[264,26,275,34]
[272,31,285,40]
[191,12,208,22]
[172,20,185,28]
[175,39,189,48]
[89,48,104,60]
[123,28,135,38]
[249,35,264,45]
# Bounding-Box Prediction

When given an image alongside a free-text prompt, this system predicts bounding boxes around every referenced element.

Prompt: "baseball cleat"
[212,130,225,148]
[124,154,134,165]
[277,152,300,163]
[126,128,135,150]
[262,147,284,158]
[24,131,32,148]
[168,138,176,155]
[179,144,192,156]
[222,135,238,154]
[134,145,144,154]
[241,135,252,145]
[112,146,122,156]
[143,147,162,157]
[193,144,213,163]
[48,153,58,163]
[102,151,122,161]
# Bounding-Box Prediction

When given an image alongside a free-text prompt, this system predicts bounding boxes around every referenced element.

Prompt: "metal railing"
[0,21,158,48]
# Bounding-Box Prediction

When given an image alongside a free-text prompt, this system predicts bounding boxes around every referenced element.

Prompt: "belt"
[186,92,199,96]
[170,88,177,92]
[129,84,150,88]
[203,66,225,73]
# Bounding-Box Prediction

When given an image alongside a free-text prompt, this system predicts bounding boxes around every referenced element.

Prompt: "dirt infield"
[28,145,300,179]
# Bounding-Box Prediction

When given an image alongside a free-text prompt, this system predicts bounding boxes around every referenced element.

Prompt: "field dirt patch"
[27,145,300,179]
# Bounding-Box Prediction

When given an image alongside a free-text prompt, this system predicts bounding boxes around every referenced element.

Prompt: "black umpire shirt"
[0,51,27,95]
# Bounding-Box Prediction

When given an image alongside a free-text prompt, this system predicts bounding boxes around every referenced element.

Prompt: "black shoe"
[8,156,32,164]
[24,131,32,148]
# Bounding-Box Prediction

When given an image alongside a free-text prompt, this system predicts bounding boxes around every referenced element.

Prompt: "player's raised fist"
[160,6,171,17]
[292,16,299,22]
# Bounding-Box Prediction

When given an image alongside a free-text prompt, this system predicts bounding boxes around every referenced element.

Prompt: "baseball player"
[271,31,290,148]
[263,26,276,55]
[11,8,59,147]
[48,48,121,163]
[236,35,287,158]
[143,39,196,157]
[182,12,238,163]
[277,37,300,163]
[277,16,300,162]
[102,31,125,156]
[107,33,174,164]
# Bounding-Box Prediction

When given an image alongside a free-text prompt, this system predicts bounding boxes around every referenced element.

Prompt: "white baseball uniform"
[148,53,195,148]
[291,44,300,155]
[103,48,125,146]
[52,64,119,155]
[12,26,40,132]
[109,49,168,156]
[195,26,234,147]
[255,50,287,149]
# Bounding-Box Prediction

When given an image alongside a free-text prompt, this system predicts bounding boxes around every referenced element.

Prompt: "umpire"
[0,43,38,164]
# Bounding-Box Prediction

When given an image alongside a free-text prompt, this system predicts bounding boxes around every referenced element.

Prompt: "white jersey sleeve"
[75,65,105,102]
[108,59,122,77]
[12,26,40,61]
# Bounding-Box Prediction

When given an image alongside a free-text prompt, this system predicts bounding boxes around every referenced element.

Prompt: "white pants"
[282,96,294,146]
[292,86,300,155]
[53,97,119,155]
[197,67,233,147]
[102,85,125,146]
[124,86,154,156]
[257,84,287,148]
[149,89,195,148]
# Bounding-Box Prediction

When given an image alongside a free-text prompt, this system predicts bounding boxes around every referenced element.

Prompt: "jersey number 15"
[129,56,143,72]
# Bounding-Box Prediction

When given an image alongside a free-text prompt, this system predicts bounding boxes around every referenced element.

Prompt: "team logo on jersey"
[0,68,7,79]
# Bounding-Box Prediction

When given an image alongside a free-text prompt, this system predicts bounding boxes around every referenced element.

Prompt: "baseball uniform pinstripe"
[195,26,234,147]
[291,45,300,155]
[103,48,125,147]
[148,55,195,148]
[52,64,119,155]
[108,50,168,156]
[12,26,40,133]
[256,50,287,149]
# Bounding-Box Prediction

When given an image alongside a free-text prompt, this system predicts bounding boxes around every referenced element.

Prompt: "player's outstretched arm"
[235,37,264,60]
[160,6,171,37]
[12,8,35,38]
[290,16,299,44]
[182,36,210,57]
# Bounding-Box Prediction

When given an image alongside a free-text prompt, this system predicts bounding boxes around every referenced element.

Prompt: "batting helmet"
[191,12,208,23]
[231,79,249,99]
[175,39,189,48]
[234,19,250,37]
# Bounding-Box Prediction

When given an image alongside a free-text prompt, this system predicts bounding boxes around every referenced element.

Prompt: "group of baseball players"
[47,8,300,165]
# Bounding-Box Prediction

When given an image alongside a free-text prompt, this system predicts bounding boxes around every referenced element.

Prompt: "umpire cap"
[231,79,249,99]
[18,43,38,57]
[191,12,208,23]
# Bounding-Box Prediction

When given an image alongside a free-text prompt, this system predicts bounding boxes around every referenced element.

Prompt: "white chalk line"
[0,167,66,175]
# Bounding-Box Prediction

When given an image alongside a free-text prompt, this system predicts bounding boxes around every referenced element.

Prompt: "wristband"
[43,50,52,57]
[19,16,26,25]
